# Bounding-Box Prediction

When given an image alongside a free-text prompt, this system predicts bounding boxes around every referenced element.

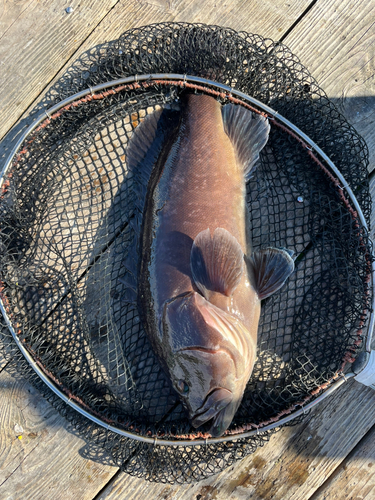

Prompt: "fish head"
[170,347,241,437]
[163,291,255,437]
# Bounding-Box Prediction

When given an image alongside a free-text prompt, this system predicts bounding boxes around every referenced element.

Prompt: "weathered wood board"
[0,0,312,162]
[93,380,375,500]
[0,0,119,140]
[312,425,375,500]
[284,0,375,173]
[0,364,118,499]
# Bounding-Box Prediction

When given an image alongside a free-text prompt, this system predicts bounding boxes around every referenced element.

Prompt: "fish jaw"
[162,291,257,433]
[208,396,242,437]
[166,340,239,418]
[191,387,233,428]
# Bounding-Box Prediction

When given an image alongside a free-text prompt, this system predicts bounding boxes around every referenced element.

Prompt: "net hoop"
[1,74,373,446]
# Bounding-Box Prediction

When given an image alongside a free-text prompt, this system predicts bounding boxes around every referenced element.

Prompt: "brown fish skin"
[143,94,259,323]
[136,93,292,437]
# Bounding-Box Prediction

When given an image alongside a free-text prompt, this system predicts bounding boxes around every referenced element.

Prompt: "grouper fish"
[125,93,294,437]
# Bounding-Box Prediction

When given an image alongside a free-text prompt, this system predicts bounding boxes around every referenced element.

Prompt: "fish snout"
[191,388,233,428]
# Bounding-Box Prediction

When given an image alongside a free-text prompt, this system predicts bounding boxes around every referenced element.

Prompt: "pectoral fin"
[190,228,244,300]
[249,248,295,300]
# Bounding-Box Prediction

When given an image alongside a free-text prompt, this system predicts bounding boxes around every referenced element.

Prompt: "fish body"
[129,93,294,436]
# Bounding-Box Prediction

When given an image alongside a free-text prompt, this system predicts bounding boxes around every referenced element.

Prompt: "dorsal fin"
[222,104,270,179]
[190,228,244,300]
[248,247,294,300]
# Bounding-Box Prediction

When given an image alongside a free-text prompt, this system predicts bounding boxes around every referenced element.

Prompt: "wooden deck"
[1,1,375,498]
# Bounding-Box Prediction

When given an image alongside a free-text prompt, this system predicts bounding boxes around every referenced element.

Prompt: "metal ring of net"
[0,23,373,483]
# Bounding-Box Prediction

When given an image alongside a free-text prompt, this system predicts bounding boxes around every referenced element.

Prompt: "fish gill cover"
[0,23,372,482]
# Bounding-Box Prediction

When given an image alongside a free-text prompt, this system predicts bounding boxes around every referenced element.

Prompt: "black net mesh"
[0,23,372,483]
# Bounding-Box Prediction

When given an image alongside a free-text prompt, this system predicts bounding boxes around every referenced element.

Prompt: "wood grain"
[0,0,34,37]
[284,0,375,173]
[95,380,375,500]
[0,365,117,500]
[0,0,311,163]
[311,424,375,500]
[1,1,375,500]
[0,0,119,141]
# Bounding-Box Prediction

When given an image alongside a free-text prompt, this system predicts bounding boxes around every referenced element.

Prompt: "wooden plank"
[311,424,375,500]
[93,380,375,499]
[0,0,34,36]
[0,0,312,163]
[1,2,374,500]
[0,0,119,141]
[0,365,117,499]
[283,0,375,173]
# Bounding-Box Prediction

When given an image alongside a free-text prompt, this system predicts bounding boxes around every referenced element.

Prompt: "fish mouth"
[191,387,233,429]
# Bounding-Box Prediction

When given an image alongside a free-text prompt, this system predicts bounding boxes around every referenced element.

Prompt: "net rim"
[0,74,373,446]
[2,73,370,232]
[0,315,357,446]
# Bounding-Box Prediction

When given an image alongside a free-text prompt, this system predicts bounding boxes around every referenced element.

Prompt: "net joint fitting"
[153,436,158,446]
[304,144,313,152]
[89,87,94,96]
[44,110,51,119]
[183,74,187,87]
[340,372,348,382]
[267,111,278,121]
[134,75,139,83]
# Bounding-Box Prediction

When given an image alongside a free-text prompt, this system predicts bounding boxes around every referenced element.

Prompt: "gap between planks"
[279,0,319,43]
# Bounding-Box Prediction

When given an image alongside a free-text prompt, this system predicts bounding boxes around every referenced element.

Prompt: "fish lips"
[191,387,233,434]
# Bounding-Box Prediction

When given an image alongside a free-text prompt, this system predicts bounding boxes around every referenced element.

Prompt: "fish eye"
[177,380,189,394]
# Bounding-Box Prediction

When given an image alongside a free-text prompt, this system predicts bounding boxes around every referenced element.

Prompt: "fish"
[125,93,294,437]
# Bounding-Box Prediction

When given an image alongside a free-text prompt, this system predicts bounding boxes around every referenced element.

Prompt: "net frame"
[0,23,373,482]
[1,74,372,440]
